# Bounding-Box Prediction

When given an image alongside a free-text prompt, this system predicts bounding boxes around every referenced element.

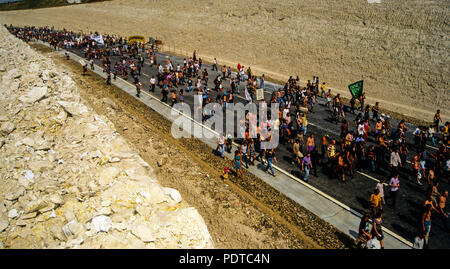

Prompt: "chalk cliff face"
[0,0,448,121]
[0,25,214,249]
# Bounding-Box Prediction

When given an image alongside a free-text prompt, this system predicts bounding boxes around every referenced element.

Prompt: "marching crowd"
[7,25,449,249]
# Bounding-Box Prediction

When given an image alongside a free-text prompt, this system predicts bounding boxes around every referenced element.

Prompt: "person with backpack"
[135,81,142,97]
[371,211,384,249]
[356,213,372,248]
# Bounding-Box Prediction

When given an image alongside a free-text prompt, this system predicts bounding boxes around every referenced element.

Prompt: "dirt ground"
[1,0,448,122]
[30,43,353,249]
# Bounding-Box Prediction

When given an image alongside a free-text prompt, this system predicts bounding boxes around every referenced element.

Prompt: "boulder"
[0,217,9,233]
[48,194,64,205]
[91,215,111,233]
[8,209,18,219]
[18,86,48,104]
[163,187,183,204]
[24,199,48,214]
[1,122,15,135]
[20,212,37,220]
[4,187,25,201]
[131,224,155,242]
[56,101,89,116]
[98,166,121,186]
[68,221,85,237]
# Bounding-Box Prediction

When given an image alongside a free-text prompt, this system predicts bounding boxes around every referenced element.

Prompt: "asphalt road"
[64,45,449,248]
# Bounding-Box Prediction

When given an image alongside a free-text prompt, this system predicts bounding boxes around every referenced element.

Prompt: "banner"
[256,88,264,101]
[127,35,145,43]
[348,80,364,98]
[90,34,104,45]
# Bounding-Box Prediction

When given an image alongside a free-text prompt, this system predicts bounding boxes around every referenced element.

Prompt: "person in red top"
[364,119,370,140]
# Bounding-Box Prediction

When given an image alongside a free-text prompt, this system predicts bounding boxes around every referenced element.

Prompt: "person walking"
[434,109,442,133]
[302,152,313,182]
[376,178,386,207]
[390,147,402,176]
[150,75,156,92]
[371,212,384,249]
[420,204,432,248]
[264,149,277,177]
[106,65,111,85]
[369,188,382,217]
[135,81,142,97]
[113,64,117,80]
[82,61,87,75]
[217,134,225,158]
[233,149,244,180]
[413,232,426,249]
[356,213,372,248]
[389,173,400,208]
[292,139,303,167]
[212,58,218,71]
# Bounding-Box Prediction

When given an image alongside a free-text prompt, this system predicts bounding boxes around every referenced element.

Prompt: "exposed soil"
[30,43,353,249]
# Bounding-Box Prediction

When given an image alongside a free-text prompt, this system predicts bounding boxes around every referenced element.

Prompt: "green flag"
[348,80,364,98]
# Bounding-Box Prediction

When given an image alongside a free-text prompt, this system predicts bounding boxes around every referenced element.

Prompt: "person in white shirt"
[389,173,400,208]
[283,107,290,120]
[376,178,386,206]
[358,122,365,137]
[149,76,156,92]
[390,147,402,174]
[413,233,425,249]
[217,134,225,158]
[212,58,218,71]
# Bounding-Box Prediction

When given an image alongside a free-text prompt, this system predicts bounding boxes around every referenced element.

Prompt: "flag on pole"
[348,80,364,98]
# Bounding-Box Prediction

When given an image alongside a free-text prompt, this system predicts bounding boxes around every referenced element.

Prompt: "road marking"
[426,144,439,150]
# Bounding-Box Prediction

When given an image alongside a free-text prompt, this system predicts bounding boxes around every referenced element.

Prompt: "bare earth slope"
[0,0,448,121]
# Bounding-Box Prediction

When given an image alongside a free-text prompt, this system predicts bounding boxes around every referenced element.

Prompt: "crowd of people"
[7,24,449,249]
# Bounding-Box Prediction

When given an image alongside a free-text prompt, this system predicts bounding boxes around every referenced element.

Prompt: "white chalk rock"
[112,222,127,231]
[131,224,155,242]
[68,221,85,237]
[7,68,21,79]
[1,122,15,135]
[48,194,64,205]
[4,187,25,201]
[21,137,35,147]
[163,187,183,204]
[98,166,121,186]
[8,209,18,219]
[0,203,6,214]
[19,86,47,104]
[24,199,47,213]
[0,218,9,232]
[91,215,112,233]
[57,101,89,116]
[18,170,35,188]
[62,220,76,238]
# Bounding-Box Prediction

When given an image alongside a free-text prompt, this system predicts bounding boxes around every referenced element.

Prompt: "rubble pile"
[0,25,214,249]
